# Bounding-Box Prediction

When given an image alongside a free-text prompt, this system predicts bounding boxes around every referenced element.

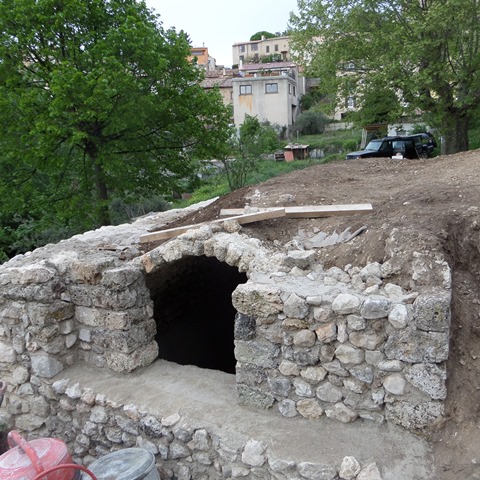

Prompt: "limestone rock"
[316,382,343,403]
[414,292,451,332]
[383,374,406,395]
[339,456,361,479]
[332,293,361,315]
[241,439,266,467]
[293,329,316,347]
[30,354,63,378]
[384,329,449,363]
[388,304,411,329]
[296,399,324,419]
[325,403,358,423]
[405,363,447,400]
[385,401,444,429]
[284,293,309,319]
[297,462,337,480]
[335,344,365,365]
[360,296,391,319]
[357,462,383,480]
[315,323,337,343]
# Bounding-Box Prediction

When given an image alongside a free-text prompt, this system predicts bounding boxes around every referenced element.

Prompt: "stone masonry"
[0,201,449,478]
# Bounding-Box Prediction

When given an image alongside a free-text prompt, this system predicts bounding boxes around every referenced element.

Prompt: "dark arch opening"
[145,255,248,374]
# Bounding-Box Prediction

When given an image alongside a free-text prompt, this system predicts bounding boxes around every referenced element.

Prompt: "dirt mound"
[146,151,480,479]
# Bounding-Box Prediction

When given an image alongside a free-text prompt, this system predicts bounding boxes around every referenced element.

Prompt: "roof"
[232,36,289,46]
[200,77,234,88]
[240,61,296,71]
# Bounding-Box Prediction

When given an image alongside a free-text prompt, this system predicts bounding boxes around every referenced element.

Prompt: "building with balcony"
[232,36,290,66]
[232,61,303,137]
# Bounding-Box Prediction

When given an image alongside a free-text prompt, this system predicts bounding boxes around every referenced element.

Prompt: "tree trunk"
[442,113,470,155]
[93,162,111,226]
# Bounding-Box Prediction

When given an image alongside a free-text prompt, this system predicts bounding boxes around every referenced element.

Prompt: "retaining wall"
[0,211,449,478]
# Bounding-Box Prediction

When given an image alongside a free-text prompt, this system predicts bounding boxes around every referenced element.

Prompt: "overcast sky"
[145,0,299,67]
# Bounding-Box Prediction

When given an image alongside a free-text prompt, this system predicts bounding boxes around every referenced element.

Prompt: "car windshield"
[365,140,383,151]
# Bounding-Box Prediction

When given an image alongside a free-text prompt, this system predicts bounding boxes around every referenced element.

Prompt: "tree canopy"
[250,31,277,41]
[0,0,231,242]
[290,0,480,153]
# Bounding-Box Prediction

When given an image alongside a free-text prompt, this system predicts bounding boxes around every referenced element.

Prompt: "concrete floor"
[59,360,437,480]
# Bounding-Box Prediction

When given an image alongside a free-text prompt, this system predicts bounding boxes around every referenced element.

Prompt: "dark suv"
[346,133,436,160]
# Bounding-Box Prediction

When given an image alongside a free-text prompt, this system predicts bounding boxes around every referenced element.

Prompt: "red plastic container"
[0,431,78,480]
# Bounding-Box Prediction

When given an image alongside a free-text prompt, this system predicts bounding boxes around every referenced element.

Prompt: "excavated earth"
[143,150,480,480]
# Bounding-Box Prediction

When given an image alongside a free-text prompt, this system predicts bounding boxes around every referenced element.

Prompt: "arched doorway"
[145,256,248,374]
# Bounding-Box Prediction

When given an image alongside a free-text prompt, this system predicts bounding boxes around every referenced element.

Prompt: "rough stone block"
[105,340,158,373]
[332,293,361,314]
[405,363,447,400]
[385,400,444,429]
[237,384,274,409]
[360,296,391,319]
[30,354,63,378]
[414,292,451,332]
[335,344,365,365]
[297,462,337,480]
[325,402,358,423]
[232,283,283,317]
[384,329,449,363]
[234,340,279,368]
[234,313,257,340]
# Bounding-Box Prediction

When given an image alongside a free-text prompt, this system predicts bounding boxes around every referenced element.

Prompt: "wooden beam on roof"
[139,208,286,243]
[219,204,373,218]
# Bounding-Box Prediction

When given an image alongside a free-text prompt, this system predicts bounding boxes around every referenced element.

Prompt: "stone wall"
[0,209,450,477]
[2,375,388,480]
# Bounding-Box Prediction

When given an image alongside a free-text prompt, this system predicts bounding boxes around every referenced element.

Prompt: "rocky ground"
[147,150,480,479]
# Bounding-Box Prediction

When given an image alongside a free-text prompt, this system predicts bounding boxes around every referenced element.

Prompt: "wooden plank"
[139,208,285,243]
[285,204,373,218]
[220,204,373,218]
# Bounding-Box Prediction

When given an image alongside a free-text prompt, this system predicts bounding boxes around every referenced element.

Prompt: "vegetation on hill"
[290,0,480,154]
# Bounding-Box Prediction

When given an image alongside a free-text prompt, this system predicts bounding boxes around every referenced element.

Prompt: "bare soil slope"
[145,151,480,479]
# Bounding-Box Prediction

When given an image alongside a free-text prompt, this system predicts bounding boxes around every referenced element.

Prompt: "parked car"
[346,133,436,160]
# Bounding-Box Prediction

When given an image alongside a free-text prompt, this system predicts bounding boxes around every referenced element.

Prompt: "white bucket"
[83,448,159,480]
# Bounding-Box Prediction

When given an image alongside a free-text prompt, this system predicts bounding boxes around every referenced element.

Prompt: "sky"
[145,0,299,67]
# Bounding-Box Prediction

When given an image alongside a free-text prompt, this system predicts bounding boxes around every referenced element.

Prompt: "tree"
[221,116,281,191]
[0,0,231,230]
[290,0,480,154]
[250,31,277,41]
[347,81,402,127]
[294,110,328,135]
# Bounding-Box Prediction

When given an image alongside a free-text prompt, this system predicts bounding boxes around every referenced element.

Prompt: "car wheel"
[418,150,429,159]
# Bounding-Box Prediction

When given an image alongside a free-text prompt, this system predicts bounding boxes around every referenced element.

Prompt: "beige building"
[232,36,290,66]
[232,62,303,136]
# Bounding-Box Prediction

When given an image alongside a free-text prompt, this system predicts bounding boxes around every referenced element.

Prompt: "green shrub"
[109,196,171,225]
[294,111,329,135]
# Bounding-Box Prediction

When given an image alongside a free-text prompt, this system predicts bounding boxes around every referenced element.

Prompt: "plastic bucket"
[83,448,159,480]
[0,431,78,480]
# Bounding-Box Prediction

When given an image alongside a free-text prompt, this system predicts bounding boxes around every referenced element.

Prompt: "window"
[266,46,270,53]
[346,96,355,109]
[265,83,278,94]
[251,44,258,51]
[275,44,279,52]
[239,44,246,53]
[240,85,252,95]
[288,84,292,94]
[239,55,244,62]
[293,86,296,96]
